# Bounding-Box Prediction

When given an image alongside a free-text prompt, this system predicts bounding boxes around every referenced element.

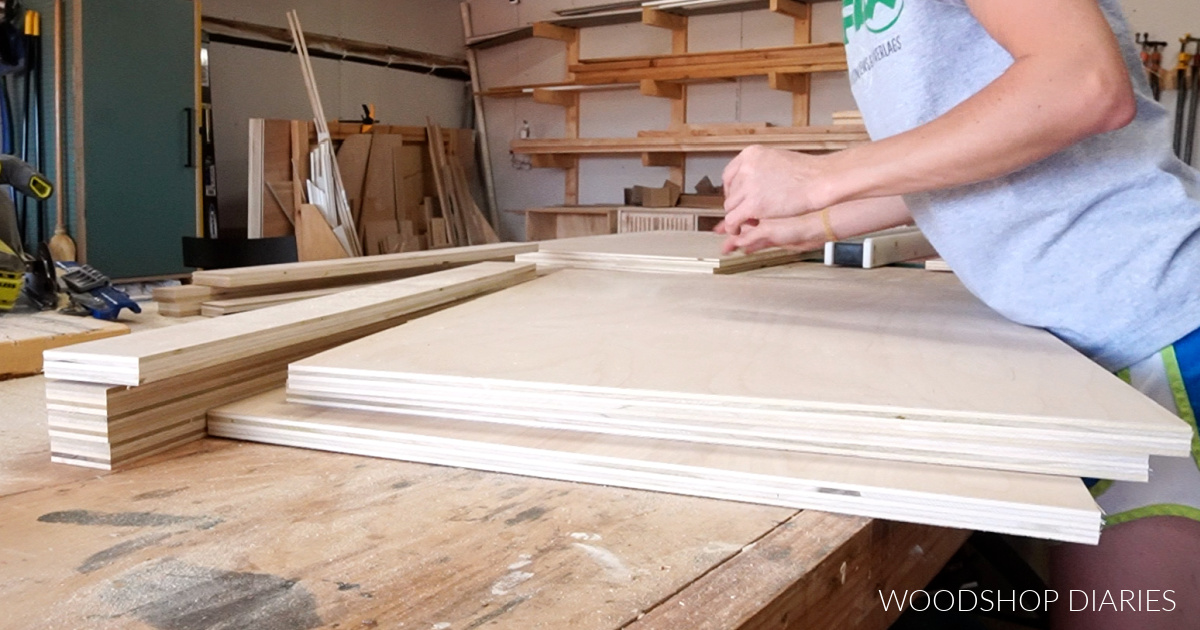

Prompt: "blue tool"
[56,261,141,320]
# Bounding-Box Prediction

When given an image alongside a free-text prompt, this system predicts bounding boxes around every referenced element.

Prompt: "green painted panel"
[82,0,195,279]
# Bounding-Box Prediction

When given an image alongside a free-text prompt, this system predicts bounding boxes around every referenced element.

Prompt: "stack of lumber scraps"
[425,120,499,249]
[515,231,819,273]
[153,242,537,317]
[248,117,495,259]
[288,11,361,257]
[42,262,536,470]
[210,268,1192,543]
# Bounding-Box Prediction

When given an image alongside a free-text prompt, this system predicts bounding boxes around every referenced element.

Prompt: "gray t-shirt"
[843,0,1200,371]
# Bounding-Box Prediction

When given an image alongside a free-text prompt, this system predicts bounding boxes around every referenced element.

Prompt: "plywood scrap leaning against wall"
[287,268,1191,483]
[287,10,359,257]
[210,390,1103,544]
[515,231,818,274]
[246,119,495,257]
[425,119,499,248]
[43,262,537,470]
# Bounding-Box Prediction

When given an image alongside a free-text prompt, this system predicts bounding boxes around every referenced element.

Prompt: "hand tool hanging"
[1184,36,1200,166]
[0,1,26,242]
[47,0,73,261]
[1172,35,1199,164]
[1136,33,1167,102]
[23,7,44,244]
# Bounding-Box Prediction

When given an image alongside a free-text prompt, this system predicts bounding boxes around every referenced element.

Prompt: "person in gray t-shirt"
[718,1,1200,628]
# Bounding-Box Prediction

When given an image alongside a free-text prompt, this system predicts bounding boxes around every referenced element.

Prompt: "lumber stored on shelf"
[287,268,1191,483]
[571,43,846,83]
[515,231,818,273]
[510,126,869,156]
[44,262,536,386]
[211,391,1103,543]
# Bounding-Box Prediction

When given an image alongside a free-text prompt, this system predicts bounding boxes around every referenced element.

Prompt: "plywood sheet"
[210,391,1102,543]
[288,269,1191,480]
[517,231,816,273]
[1,314,129,378]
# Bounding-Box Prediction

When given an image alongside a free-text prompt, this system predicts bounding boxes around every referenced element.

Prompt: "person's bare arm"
[717,195,912,254]
[721,0,1136,235]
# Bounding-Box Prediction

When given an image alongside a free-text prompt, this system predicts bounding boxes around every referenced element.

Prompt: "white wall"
[203,0,468,236]
[469,0,1200,242]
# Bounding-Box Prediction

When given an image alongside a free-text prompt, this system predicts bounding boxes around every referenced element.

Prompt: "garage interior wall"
[202,0,468,238]
[465,0,1200,241]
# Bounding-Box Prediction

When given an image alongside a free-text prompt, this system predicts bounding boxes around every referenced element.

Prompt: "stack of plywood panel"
[43,262,536,470]
[200,257,1193,544]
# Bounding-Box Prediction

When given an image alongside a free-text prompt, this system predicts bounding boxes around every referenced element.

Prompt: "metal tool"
[1136,33,1167,101]
[1172,35,1199,164]
[0,153,54,311]
[56,261,141,320]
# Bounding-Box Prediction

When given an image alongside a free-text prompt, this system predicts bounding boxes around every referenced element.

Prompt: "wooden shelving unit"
[484,0,863,213]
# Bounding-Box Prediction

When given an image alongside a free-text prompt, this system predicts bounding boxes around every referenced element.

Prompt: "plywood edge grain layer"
[285,386,1150,481]
[209,391,1102,544]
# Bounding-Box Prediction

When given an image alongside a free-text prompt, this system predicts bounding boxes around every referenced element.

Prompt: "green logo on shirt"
[843,0,905,43]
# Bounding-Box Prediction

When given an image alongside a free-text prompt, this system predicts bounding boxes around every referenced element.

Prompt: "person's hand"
[722,145,828,236]
[715,214,826,255]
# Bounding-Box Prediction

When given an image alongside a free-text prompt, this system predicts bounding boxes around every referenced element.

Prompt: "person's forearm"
[812,0,1136,208]
[825,196,912,241]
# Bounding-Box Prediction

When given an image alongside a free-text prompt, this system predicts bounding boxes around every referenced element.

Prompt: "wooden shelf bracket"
[531,22,579,43]
[640,79,684,100]
[532,89,580,107]
[642,8,688,31]
[531,154,579,170]
[643,152,685,168]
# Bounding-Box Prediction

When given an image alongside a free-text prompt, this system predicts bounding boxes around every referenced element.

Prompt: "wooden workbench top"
[0,265,969,629]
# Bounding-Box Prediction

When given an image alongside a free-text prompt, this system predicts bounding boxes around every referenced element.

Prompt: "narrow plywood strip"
[516,231,813,274]
[0,315,129,377]
[189,242,534,289]
[43,262,536,386]
[209,392,1102,544]
[200,284,370,317]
